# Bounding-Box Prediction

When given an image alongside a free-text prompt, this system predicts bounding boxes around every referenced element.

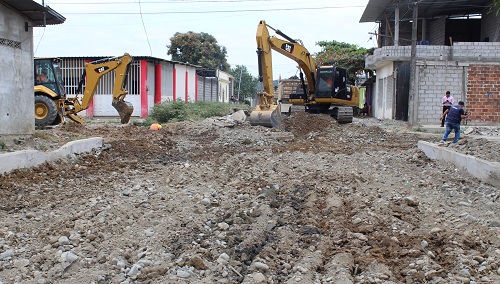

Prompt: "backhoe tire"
[35,95,58,126]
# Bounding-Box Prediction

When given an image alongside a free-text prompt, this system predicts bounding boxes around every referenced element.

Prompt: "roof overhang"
[1,0,65,26]
[360,0,493,23]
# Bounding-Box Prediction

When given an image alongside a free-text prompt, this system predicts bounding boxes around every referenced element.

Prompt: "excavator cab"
[315,66,351,100]
[313,66,358,123]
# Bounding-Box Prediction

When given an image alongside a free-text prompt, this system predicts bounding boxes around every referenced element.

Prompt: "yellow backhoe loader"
[34,53,134,126]
[250,20,360,129]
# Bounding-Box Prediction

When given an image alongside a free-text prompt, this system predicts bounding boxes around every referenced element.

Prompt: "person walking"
[440,101,470,145]
[441,91,454,127]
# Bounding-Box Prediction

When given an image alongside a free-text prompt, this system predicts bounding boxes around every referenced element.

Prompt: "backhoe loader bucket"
[249,104,284,130]
[112,100,134,124]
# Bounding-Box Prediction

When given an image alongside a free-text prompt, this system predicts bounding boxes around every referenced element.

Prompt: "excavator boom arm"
[251,20,319,129]
[252,20,360,126]
[256,21,317,97]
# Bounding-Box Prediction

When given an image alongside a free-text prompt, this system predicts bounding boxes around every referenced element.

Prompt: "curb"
[0,137,103,174]
[418,141,500,188]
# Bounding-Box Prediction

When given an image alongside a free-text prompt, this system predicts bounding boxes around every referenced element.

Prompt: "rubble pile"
[0,114,499,283]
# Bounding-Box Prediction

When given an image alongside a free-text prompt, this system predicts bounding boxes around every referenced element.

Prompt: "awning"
[360,0,493,23]
[2,0,65,26]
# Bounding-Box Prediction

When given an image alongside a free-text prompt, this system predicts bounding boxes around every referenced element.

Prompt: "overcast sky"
[33,0,376,79]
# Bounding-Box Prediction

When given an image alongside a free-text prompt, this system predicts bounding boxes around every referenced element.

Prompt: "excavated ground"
[0,113,499,284]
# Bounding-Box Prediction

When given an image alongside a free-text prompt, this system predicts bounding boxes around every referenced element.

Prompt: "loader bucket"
[112,100,134,124]
[249,104,284,130]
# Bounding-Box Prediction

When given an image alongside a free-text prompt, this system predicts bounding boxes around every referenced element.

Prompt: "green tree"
[314,40,374,83]
[229,65,259,100]
[167,32,230,71]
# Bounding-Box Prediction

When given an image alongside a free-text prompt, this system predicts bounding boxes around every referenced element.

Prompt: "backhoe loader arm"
[67,53,134,124]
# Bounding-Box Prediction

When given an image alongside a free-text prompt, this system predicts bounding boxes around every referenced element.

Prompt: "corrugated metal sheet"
[55,55,200,68]
[360,0,493,23]
[1,0,65,26]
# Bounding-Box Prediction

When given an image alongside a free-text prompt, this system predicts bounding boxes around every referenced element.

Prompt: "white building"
[56,57,234,119]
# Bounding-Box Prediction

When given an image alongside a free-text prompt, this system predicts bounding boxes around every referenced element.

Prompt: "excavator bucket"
[112,100,134,124]
[249,104,284,130]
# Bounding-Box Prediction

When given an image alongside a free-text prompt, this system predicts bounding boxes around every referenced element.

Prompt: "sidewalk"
[0,138,103,174]
[419,124,500,142]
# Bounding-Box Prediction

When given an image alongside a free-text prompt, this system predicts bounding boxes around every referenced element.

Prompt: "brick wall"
[466,64,500,123]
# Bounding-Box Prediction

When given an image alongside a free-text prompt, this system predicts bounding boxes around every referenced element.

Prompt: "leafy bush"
[150,100,249,123]
[151,100,189,123]
[189,101,235,120]
[132,117,157,127]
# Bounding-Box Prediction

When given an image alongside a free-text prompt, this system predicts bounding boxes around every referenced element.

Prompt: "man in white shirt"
[441,91,454,127]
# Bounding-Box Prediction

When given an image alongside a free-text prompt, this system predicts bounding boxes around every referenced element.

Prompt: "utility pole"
[395,1,400,46]
[237,68,243,101]
[408,1,419,125]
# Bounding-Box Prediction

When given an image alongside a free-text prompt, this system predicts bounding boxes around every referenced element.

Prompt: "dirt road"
[0,113,499,283]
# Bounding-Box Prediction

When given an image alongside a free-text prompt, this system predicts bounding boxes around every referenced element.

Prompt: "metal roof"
[53,55,201,68]
[1,0,65,26]
[360,0,493,23]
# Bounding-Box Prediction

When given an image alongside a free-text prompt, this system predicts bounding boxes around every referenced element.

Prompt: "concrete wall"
[415,62,466,123]
[377,60,500,124]
[429,17,446,45]
[367,43,500,69]
[366,42,500,124]
[147,62,155,111]
[173,64,197,102]
[373,63,394,119]
[481,10,500,42]
[0,5,34,135]
[161,62,174,102]
[216,70,232,103]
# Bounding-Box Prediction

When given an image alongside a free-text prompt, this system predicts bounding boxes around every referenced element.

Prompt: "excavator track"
[331,106,353,124]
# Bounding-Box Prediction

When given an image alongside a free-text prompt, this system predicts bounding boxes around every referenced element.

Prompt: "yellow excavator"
[249,20,360,129]
[34,53,134,126]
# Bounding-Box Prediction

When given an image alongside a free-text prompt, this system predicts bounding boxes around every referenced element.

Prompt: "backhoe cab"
[34,58,67,126]
[34,53,134,126]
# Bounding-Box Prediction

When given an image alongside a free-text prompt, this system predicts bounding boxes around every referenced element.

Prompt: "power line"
[46,0,366,4]
[34,27,46,55]
[60,5,366,15]
[138,0,153,56]
[47,0,291,3]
